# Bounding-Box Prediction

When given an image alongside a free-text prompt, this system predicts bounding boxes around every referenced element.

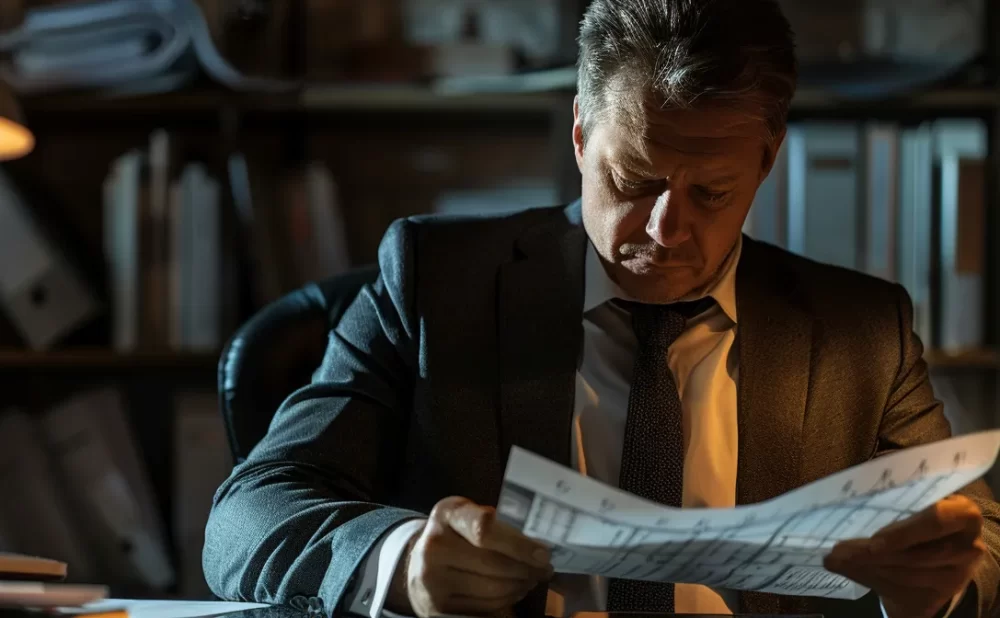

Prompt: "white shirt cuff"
[344,518,426,618]
[879,586,967,618]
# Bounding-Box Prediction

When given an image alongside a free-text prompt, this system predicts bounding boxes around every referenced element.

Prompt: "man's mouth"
[627,258,698,271]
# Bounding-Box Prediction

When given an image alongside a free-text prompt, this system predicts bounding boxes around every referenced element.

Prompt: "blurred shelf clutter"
[104,134,351,354]
[0,389,232,599]
[0,0,987,105]
[0,131,352,355]
[744,118,993,357]
[0,390,174,592]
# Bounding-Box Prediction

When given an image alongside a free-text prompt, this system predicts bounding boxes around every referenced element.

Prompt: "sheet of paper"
[77,600,270,618]
[497,430,1000,600]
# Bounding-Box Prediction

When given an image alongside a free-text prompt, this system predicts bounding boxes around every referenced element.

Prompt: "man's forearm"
[203,460,423,615]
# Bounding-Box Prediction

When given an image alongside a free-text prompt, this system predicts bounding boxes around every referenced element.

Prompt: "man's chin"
[616,265,702,304]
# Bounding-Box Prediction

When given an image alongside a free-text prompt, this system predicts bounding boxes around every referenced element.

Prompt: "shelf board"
[301,84,562,112]
[21,85,998,117]
[0,349,220,370]
[791,87,1000,112]
[21,85,562,115]
[925,348,999,369]
[21,90,299,113]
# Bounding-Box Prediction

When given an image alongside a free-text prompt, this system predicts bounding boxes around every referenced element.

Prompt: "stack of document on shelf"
[0,0,293,95]
[498,430,1000,600]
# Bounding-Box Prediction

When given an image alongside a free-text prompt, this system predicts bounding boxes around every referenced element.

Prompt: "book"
[0,554,67,582]
[933,119,987,353]
[786,122,862,270]
[0,582,107,609]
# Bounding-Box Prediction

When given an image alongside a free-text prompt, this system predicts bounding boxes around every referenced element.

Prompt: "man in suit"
[203,0,1000,616]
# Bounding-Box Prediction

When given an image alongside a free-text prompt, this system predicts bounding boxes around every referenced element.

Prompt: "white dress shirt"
[546,238,743,616]
[345,237,960,618]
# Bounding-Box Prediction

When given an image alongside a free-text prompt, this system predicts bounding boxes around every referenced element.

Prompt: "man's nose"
[646,190,691,249]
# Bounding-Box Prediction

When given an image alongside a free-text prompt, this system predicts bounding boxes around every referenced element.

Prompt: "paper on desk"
[77,600,270,618]
[497,430,1000,600]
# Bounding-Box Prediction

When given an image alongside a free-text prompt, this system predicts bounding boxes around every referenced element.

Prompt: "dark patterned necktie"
[606,297,716,612]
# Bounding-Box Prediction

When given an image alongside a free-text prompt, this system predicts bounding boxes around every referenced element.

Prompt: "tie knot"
[616,297,715,345]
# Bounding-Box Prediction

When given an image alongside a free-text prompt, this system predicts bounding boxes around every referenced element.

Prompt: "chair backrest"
[217,265,379,464]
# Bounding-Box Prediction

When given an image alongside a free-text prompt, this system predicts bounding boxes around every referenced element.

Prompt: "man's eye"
[696,187,731,208]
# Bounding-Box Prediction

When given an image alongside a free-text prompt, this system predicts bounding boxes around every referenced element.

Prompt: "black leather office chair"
[217,265,379,464]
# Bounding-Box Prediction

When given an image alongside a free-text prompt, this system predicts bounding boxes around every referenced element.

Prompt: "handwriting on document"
[497,430,1000,600]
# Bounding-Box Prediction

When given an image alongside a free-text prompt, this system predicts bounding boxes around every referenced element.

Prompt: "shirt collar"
[583,237,741,324]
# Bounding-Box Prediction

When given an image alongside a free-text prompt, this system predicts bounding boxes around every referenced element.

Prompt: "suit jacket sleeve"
[203,218,425,614]
[874,284,1000,618]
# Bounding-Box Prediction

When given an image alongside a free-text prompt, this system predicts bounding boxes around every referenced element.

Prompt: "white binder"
[0,169,101,350]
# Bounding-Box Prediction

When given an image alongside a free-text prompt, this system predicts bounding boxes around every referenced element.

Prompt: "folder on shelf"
[38,389,175,592]
[0,170,102,350]
[0,411,98,583]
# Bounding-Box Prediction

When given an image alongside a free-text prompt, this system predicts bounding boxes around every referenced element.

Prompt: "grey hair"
[577,0,797,146]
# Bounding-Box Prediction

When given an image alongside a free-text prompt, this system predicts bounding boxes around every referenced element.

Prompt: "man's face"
[574,94,783,303]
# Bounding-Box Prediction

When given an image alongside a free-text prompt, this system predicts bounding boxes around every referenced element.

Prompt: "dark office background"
[0,0,995,601]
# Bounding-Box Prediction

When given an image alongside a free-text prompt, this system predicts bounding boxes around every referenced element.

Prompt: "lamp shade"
[0,81,33,161]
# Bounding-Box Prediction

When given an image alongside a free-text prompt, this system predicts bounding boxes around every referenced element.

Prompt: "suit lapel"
[497,203,586,471]
[736,237,814,614]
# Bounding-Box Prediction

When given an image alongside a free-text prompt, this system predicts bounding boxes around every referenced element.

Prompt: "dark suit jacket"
[203,203,1000,618]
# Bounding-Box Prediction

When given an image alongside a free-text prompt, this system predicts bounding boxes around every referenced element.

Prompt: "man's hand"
[386,496,553,617]
[824,495,987,618]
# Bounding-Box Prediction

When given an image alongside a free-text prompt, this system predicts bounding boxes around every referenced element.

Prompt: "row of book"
[744,118,988,354]
[105,117,990,356]
[0,388,232,598]
[103,132,351,353]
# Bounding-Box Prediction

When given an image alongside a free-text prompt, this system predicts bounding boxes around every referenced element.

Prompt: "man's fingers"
[824,554,969,605]
[870,496,983,552]
[829,528,987,569]
[434,528,552,581]
[443,568,537,601]
[437,498,552,568]
[853,563,971,594]
[417,569,534,617]
[876,530,986,568]
[824,499,986,618]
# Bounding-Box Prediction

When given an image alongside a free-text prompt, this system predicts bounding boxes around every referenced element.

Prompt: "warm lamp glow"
[0,82,33,161]
[0,116,33,160]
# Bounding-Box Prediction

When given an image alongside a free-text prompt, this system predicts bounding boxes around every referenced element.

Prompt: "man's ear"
[760,127,787,180]
[573,96,585,172]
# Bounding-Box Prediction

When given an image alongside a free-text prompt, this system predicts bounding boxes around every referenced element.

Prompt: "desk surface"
[78,600,823,618]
